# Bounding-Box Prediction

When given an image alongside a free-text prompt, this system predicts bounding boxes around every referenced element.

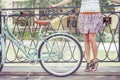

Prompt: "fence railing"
[0,6,120,63]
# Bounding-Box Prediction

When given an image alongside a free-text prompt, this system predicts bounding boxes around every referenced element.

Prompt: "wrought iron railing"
[0,6,120,63]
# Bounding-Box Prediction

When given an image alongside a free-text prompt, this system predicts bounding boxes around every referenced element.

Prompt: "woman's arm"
[110,0,120,4]
[50,0,72,7]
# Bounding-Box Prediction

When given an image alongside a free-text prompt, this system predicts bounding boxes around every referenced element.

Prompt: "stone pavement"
[0,62,120,80]
[0,62,120,76]
[0,75,120,80]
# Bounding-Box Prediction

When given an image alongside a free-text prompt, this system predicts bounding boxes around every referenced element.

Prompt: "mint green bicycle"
[0,11,83,77]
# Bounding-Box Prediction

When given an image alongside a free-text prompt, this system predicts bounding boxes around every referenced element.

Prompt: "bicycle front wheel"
[38,33,83,77]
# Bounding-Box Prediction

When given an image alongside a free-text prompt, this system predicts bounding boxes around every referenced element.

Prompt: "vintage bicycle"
[0,11,83,77]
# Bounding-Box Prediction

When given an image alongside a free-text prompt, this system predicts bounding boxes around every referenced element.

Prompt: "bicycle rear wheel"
[38,33,83,77]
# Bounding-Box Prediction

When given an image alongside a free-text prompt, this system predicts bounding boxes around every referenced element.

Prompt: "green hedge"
[10,31,119,42]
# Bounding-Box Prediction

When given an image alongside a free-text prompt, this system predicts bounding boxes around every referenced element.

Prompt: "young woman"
[50,0,120,72]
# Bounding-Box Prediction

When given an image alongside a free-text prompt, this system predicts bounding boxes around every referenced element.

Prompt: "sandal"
[84,61,93,72]
[91,61,99,72]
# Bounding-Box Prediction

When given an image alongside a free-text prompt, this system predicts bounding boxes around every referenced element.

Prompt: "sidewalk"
[0,62,120,76]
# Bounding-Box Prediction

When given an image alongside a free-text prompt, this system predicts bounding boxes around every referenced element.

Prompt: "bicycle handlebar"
[20,11,32,15]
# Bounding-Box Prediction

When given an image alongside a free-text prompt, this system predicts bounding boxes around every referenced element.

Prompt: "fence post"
[0,6,1,34]
[119,14,120,62]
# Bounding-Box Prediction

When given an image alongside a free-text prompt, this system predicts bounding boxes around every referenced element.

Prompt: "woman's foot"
[84,61,92,72]
[91,61,99,72]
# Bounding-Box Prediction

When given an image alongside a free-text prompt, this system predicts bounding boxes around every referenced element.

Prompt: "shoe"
[91,61,99,72]
[84,61,93,72]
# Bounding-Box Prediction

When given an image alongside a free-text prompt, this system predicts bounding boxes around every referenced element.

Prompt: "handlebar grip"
[20,12,30,15]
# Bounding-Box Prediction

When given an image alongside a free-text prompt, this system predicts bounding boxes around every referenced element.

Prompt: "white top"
[80,0,100,12]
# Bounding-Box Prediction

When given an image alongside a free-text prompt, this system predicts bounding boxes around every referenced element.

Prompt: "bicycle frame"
[0,13,57,64]
[0,11,84,77]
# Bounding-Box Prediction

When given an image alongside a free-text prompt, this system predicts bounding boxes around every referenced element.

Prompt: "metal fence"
[0,6,120,63]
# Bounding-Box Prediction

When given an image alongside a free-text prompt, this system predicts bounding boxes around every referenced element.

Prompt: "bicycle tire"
[0,41,3,72]
[38,33,83,77]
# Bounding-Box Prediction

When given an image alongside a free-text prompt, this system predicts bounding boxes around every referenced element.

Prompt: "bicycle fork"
[0,37,6,65]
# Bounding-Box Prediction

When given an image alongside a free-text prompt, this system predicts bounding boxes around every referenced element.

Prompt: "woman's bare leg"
[89,33,98,62]
[83,34,91,62]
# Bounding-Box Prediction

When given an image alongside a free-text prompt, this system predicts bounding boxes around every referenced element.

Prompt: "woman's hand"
[49,0,72,8]
[110,0,120,4]
[49,4,57,8]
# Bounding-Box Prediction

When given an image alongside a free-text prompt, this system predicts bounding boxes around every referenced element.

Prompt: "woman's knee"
[89,38,95,43]
[84,35,89,43]
[89,35,96,43]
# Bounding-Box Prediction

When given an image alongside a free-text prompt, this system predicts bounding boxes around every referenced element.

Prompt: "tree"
[0,0,3,7]
[0,0,6,8]
[100,0,115,12]
[18,0,115,12]
[23,0,62,8]
[73,0,81,6]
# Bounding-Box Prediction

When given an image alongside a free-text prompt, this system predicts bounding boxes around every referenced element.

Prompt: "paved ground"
[0,62,120,80]
[0,75,120,80]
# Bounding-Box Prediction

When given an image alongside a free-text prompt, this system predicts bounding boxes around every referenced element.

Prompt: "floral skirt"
[77,13,103,34]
